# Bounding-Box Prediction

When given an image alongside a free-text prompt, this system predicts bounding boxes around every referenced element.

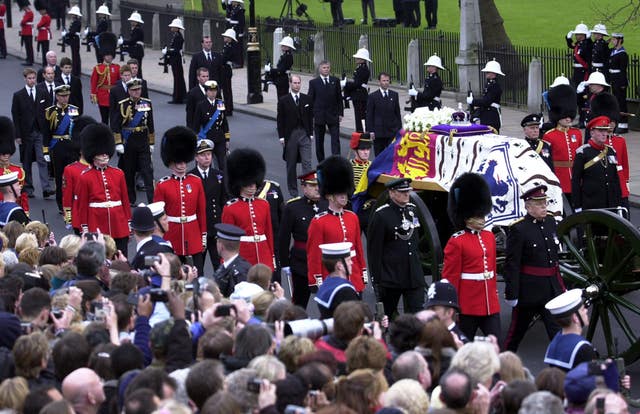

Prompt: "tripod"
[279,0,312,23]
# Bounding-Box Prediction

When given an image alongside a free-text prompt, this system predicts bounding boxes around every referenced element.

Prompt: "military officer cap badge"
[385,177,412,192]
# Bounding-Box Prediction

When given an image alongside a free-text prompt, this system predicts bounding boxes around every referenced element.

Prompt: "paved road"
[1,56,640,391]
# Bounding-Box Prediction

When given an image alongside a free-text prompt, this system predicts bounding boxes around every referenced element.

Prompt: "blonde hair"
[18,247,40,268]
[499,351,526,383]
[384,379,430,414]
[248,355,286,382]
[0,377,29,412]
[14,233,38,255]
[12,332,49,379]
[0,231,9,251]
[277,336,316,373]
[336,369,389,413]
[450,341,500,387]
[103,235,117,260]
[252,291,275,318]
[151,399,192,414]
[25,221,50,247]
[59,234,82,259]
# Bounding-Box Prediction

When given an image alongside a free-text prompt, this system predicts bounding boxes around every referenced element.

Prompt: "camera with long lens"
[262,318,334,340]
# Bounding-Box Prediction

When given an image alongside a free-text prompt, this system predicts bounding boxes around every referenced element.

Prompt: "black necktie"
[203,170,208,180]
[49,85,53,102]
[324,78,328,86]
[295,95,299,106]
[29,88,33,100]
[383,91,387,99]
[207,52,211,62]
[66,75,70,85]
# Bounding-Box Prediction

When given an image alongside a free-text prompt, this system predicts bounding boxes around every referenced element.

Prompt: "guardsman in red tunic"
[90,33,120,124]
[153,126,207,273]
[62,116,95,231]
[307,156,367,293]
[34,0,50,67]
[0,0,7,59]
[221,148,275,271]
[19,2,34,66]
[543,84,582,199]
[442,173,500,340]
[76,123,131,254]
[0,116,29,217]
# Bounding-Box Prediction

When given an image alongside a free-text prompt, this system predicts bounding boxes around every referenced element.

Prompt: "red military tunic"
[0,164,29,216]
[608,135,630,199]
[62,160,89,228]
[76,166,131,238]
[543,127,583,193]
[222,197,275,270]
[154,174,207,256]
[306,209,366,293]
[20,10,33,36]
[36,14,50,42]
[442,229,500,316]
[0,5,6,30]
[90,63,120,107]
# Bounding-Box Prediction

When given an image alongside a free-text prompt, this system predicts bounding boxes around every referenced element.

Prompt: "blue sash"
[122,110,145,144]
[197,105,221,140]
[50,112,72,150]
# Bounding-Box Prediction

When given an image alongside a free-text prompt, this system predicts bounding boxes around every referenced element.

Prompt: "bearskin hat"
[447,173,492,230]
[590,92,620,123]
[160,126,197,167]
[225,148,266,197]
[0,116,16,156]
[98,32,118,57]
[548,84,577,125]
[33,0,47,10]
[71,116,97,154]
[81,123,115,162]
[16,0,30,9]
[317,156,354,198]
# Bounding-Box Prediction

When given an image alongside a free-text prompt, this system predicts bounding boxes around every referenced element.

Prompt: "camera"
[283,318,334,340]
[246,378,262,393]
[284,405,306,414]
[474,336,490,342]
[92,301,109,322]
[149,288,169,303]
[83,232,98,241]
[144,255,160,267]
[214,304,237,317]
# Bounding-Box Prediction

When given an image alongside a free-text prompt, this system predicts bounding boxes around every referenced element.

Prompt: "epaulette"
[509,217,525,227]
[575,144,588,154]
[451,230,465,238]
[157,175,171,183]
[186,173,199,179]
[140,97,151,102]
[375,204,389,212]
[118,97,129,104]
[226,198,239,205]
[44,104,56,112]
[313,211,328,219]
[542,128,557,137]
[286,196,301,204]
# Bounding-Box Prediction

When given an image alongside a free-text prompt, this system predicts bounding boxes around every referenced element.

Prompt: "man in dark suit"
[129,205,173,270]
[277,75,314,197]
[308,60,343,162]
[11,68,54,198]
[35,65,63,109]
[127,59,149,98]
[188,36,223,90]
[185,67,209,130]
[109,65,132,123]
[366,72,402,155]
[59,57,83,114]
[36,51,62,83]
[190,139,226,270]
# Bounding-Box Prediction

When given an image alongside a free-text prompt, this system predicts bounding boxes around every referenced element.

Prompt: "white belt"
[461,271,494,281]
[228,19,239,24]
[167,214,197,223]
[490,103,501,109]
[573,63,586,68]
[609,69,621,74]
[136,41,144,46]
[89,200,122,208]
[240,234,267,242]
[592,63,604,67]
[434,97,441,102]
[617,165,623,171]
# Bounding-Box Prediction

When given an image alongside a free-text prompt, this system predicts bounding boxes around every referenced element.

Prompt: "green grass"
[251,0,639,49]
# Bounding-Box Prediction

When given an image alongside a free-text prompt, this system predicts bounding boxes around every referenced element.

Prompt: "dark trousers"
[222,74,234,114]
[38,40,49,66]
[115,237,129,257]
[361,0,376,22]
[0,28,6,57]
[54,8,65,30]
[373,135,392,156]
[459,313,501,340]
[99,106,110,125]
[232,37,244,67]
[23,130,53,194]
[503,305,560,352]
[353,100,367,132]
[285,130,312,197]
[70,43,80,76]
[119,133,154,204]
[612,84,628,128]
[212,138,227,175]
[380,286,424,318]
[180,252,205,276]
[51,140,77,211]
[291,270,310,310]
[23,35,34,64]
[314,122,340,162]
[205,234,221,272]
[425,0,437,27]
[330,1,344,25]
[171,62,186,103]
[403,2,420,27]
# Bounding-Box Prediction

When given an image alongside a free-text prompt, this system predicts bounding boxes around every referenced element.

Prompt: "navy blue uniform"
[344,63,370,132]
[416,72,442,110]
[471,78,502,132]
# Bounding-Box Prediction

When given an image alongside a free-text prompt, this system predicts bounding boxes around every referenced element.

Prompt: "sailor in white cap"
[165,18,187,104]
[0,172,29,226]
[63,5,82,76]
[543,289,596,371]
[146,201,173,249]
[313,242,360,319]
[86,3,111,63]
[120,11,145,77]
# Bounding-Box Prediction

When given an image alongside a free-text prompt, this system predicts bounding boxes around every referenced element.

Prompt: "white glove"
[575,208,583,213]
[282,266,291,275]
[340,78,347,88]
[44,154,50,163]
[117,36,123,46]
[83,27,89,36]
[576,81,588,94]
[279,138,285,145]
[149,145,154,154]
[116,144,124,155]
[408,87,418,97]
[264,63,271,72]
[505,299,518,308]
[566,30,573,39]
[61,29,67,37]
[466,94,474,105]
[161,47,167,55]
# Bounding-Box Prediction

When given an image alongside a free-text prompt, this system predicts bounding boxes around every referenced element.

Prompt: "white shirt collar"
[135,236,153,253]
[199,166,208,175]
[291,92,299,99]
[380,88,388,94]
[223,253,239,268]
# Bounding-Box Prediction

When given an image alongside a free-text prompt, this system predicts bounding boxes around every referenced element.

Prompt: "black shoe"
[43,190,55,198]
[167,100,183,104]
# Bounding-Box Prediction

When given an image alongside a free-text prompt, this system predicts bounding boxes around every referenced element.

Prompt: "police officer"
[112,78,155,205]
[342,48,371,133]
[408,54,444,110]
[129,204,173,270]
[193,80,229,172]
[278,171,328,308]
[426,280,469,344]
[119,11,145,78]
[467,59,504,133]
[266,36,295,98]
[571,115,621,211]
[44,84,80,213]
[211,223,252,297]
[521,113,553,171]
[368,178,424,317]
[590,23,610,74]
[165,18,186,104]
[154,127,207,273]
[63,6,82,76]
[146,201,173,250]
[503,185,564,352]
[0,172,29,226]
[608,33,628,133]
[221,29,236,116]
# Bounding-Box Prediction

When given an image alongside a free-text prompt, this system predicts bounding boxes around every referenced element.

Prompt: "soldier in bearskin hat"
[306,155,367,294]
[75,123,131,254]
[543,84,583,199]
[0,116,29,217]
[221,148,275,271]
[442,173,500,340]
[153,126,207,273]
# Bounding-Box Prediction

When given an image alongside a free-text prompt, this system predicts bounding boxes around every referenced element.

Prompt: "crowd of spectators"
[0,220,633,414]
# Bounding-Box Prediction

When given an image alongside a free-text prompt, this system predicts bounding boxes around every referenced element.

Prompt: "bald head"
[392,350,431,391]
[62,368,105,414]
